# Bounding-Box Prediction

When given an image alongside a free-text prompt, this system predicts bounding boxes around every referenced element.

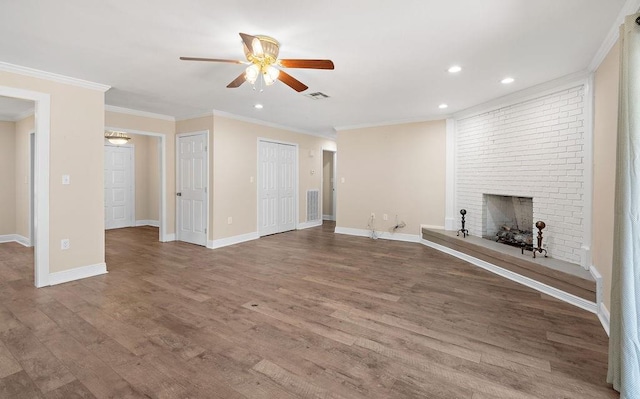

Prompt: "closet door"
[258,141,279,236]
[104,145,134,230]
[277,143,296,233]
[258,140,296,236]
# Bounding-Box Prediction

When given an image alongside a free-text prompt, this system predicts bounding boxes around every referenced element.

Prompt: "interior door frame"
[29,131,35,246]
[105,126,168,242]
[256,138,299,236]
[104,142,136,229]
[0,85,51,288]
[175,130,209,245]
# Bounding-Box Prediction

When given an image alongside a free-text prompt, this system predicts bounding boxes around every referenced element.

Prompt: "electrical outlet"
[383,214,388,221]
[61,239,70,250]
[227,217,233,225]
[371,212,375,219]
[250,176,254,183]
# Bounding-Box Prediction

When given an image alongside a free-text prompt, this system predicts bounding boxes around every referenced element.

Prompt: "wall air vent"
[305,92,330,100]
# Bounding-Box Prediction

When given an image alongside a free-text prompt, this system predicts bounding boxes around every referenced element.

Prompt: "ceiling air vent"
[305,92,330,100]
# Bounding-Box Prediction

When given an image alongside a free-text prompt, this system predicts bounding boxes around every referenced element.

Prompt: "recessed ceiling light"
[439,103,449,109]
[501,77,515,84]
[254,104,263,109]
[448,65,462,73]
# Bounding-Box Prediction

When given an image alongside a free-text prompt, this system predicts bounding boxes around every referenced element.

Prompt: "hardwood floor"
[0,223,617,398]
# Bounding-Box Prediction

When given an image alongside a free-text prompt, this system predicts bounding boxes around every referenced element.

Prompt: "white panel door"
[278,144,296,233]
[258,141,279,236]
[258,140,296,236]
[177,133,207,246]
[104,145,134,230]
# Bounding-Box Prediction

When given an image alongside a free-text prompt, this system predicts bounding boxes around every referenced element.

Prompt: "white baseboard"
[297,220,323,230]
[15,235,31,247]
[420,238,598,314]
[207,232,259,249]
[0,234,32,247]
[598,302,610,337]
[135,220,160,227]
[589,265,610,336]
[162,233,175,242]
[323,214,335,221]
[335,227,420,243]
[48,262,108,286]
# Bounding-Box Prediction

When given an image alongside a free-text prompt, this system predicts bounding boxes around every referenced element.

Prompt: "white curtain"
[607,13,640,398]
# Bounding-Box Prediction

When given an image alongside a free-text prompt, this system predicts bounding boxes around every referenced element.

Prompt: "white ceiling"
[0,96,34,121]
[0,1,628,135]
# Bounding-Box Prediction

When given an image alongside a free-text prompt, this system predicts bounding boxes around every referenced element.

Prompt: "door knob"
[176,192,182,196]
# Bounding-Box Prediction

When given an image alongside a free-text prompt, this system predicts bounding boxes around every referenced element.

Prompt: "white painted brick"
[456,85,585,264]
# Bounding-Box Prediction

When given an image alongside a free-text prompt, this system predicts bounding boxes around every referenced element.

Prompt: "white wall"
[456,85,586,264]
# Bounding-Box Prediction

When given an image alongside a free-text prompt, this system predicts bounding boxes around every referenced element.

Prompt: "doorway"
[322,150,336,221]
[176,131,208,246]
[105,126,169,242]
[258,139,297,236]
[0,86,51,287]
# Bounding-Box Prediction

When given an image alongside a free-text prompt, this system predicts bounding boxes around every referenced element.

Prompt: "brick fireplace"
[454,85,586,264]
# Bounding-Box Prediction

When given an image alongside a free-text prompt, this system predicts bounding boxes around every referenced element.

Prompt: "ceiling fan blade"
[226,72,246,88]
[180,57,246,64]
[239,32,260,55]
[278,59,335,70]
[278,70,308,92]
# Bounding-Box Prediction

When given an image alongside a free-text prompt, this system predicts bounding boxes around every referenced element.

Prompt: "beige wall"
[115,134,160,222]
[593,40,620,311]
[0,121,16,235]
[105,111,175,234]
[14,115,34,239]
[0,71,106,274]
[336,120,446,235]
[322,151,334,217]
[212,116,335,240]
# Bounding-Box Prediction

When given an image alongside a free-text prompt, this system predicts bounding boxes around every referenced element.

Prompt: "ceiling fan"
[180,33,334,92]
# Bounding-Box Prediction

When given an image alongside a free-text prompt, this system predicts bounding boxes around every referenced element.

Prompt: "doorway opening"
[322,150,336,222]
[0,87,51,288]
[104,126,168,242]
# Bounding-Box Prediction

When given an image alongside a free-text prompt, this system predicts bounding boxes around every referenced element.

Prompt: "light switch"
[62,175,71,185]
[341,177,345,183]
[250,176,254,183]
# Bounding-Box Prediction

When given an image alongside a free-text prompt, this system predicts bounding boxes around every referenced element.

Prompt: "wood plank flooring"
[0,223,617,398]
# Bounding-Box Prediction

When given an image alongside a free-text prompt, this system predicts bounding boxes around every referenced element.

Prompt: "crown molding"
[0,62,110,92]
[105,105,176,122]
[334,115,447,132]
[452,70,590,121]
[588,0,640,72]
[212,109,337,140]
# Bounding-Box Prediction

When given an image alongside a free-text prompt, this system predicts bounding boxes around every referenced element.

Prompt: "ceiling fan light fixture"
[245,64,260,84]
[104,130,131,145]
[263,65,280,86]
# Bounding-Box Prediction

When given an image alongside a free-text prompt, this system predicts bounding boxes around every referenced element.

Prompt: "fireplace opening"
[483,194,533,248]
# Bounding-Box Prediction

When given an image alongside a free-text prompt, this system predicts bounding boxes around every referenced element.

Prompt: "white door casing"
[104,145,134,230]
[177,132,208,246]
[258,140,297,236]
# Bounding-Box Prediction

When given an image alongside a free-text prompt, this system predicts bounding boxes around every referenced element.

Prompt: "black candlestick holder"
[457,209,468,238]
[522,221,548,258]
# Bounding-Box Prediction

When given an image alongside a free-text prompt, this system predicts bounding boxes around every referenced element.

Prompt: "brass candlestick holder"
[457,209,468,238]
[531,221,548,258]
